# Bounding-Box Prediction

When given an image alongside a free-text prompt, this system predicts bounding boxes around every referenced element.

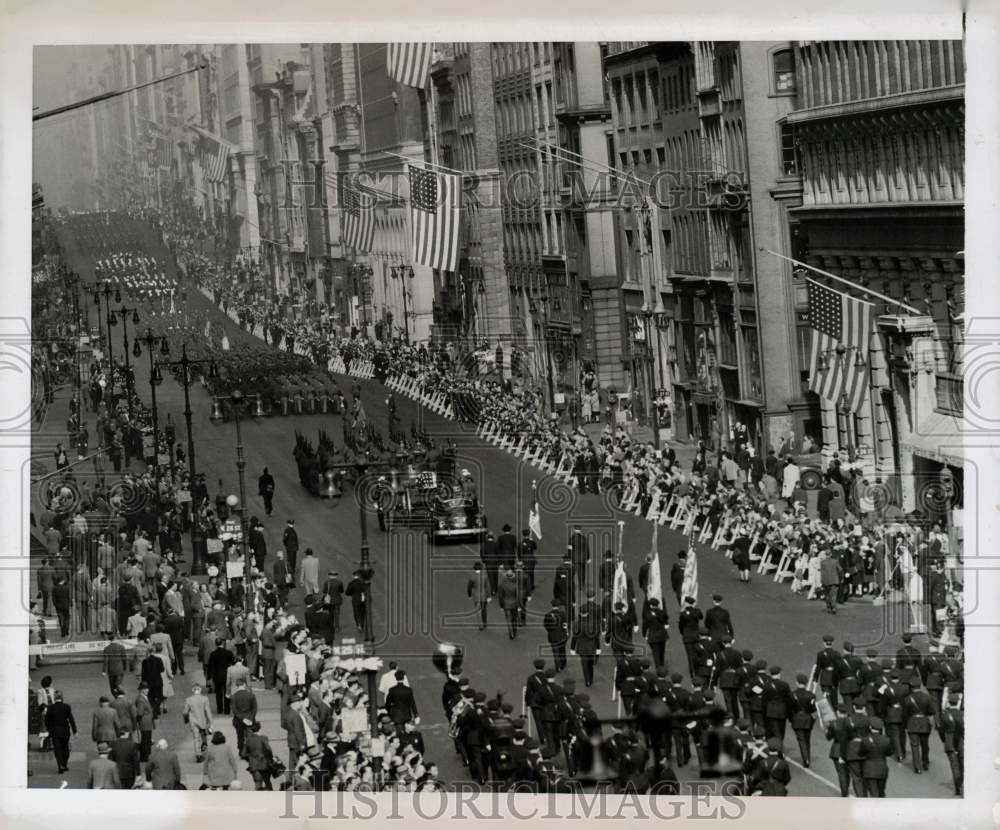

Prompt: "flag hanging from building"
[342,185,376,253]
[807,279,874,414]
[528,482,542,540]
[409,164,460,272]
[192,127,232,183]
[157,137,173,170]
[387,42,434,89]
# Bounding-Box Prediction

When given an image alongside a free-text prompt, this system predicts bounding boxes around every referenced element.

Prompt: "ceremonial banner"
[807,279,874,414]
[647,522,663,604]
[409,165,460,272]
[387,42,434,88]
[528,482,542,540]
[681,544,698,604]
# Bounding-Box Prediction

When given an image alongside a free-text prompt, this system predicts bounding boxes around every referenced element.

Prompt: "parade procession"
[22,36,970,803]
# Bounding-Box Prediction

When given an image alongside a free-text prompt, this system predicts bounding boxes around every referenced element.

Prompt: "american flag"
[342,185,375,253]
[157,137,173,170]
[387,42,434,89]
[201,136,231,183]
[409,165,460,273]
[807,279,874,413]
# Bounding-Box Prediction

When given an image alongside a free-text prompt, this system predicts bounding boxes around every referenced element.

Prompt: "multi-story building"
[779,40,965,511]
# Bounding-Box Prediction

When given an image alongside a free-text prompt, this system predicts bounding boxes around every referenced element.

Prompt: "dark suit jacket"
[571,614,601,656]
[44,701,77,738]
[109,737,141,779]
[231,688,258,724]
[763,677,794,719]
[140,654,164,691]
[704,606,734,641]
[385,683,418,724]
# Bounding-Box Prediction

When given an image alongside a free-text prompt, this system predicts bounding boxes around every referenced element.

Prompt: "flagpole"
[518,137,653,188]
[381,149,464,178]
[760,247,921,315]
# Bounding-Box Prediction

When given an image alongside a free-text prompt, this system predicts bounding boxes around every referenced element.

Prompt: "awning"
[900,410,964,466]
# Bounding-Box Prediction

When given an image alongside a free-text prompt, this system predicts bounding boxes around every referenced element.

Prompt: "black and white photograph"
[4,3,1000,826]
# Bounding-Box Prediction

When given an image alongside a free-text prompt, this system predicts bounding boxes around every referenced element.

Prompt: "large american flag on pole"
[387,42,434,89]
[807,279,874,414]
[409,165,460,272]
[342,185,375,253]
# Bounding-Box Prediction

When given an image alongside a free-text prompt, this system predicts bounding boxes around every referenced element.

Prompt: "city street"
[29,237,956,795]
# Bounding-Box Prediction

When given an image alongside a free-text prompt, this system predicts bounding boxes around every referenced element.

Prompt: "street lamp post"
[212,390,255,611]
[641,309,661,450]
[135,328,170,496]
[93,282,116,391]
[159,343,218,576]
[390,265,415,343]
[110,302,141,418]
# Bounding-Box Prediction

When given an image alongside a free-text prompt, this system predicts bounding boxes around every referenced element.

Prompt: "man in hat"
[895,632,923,688]
[904,684,935,774]
[298,548,320,599]
[762,666,793,746]
[881,670,911,762]
[569,526,590,593]
[543,600,569,672]
[346,569,368,632]
[467,562,491,630]
[641,597,669,670]
[322,570,345,631]
[258,467,275,516]
[272,551,291,607]
[570,606,601,688]
[497,524,518,571]
[230,676,258,755]
[524,659,548,741]
[753,738,792,796]
[43,690,77,774]
[825,702,852,797]
[282,519,299,574]
[790,673,816,767]
[939,694,964,795]
[481,532,501,596]
[679,596,704,678]
[108,727,141,790]
[183,682,213,761]
[860,717,892,797]
[670,551,687,606]
[497,567,521,639]
[816,634,841,709]
[519,529,538,597]
[664,673,693,767]
[88,742,121,789]
[704,594,734,643]
[837,641,863,711]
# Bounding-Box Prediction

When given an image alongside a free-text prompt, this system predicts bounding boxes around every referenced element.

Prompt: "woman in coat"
[203,731,240,790]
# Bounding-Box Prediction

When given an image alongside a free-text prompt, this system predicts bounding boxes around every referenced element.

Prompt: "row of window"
[796,40,964,109]
[491,42,547,78]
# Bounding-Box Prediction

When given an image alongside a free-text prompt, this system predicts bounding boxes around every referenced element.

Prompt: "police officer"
[543,600,569,672]
[844,701,870,797]
[860,717,892,797]
[896,632,923,688]
[716,635,744,718]
[816,634,841,709]
[904,685,935,774]
[939,694,964,796]
[825,702,852,797]
[524,659,548,741]
[881,669,911,762]
[641,597,669,670]
[837,641,863,711]
[790,673,816,767]
[762,666,794,746]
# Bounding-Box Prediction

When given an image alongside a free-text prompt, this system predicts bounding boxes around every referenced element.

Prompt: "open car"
[384,466,488,544]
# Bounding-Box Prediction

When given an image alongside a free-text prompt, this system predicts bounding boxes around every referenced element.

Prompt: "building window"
[780,123,799,176]
[772,48,796,94]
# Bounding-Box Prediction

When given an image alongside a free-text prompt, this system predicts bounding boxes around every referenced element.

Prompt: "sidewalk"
[28,643,285,790]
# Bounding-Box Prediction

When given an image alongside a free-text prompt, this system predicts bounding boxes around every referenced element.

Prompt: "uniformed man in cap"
[664,673,692,767]
[716,635,744,717]
[543,600,569,672]
[896,632,923,688]
[939,693,964,796]
[789,673,816,767]
[860,717,892,797]
[641,597,669,670]
[691,626,716,688]
[524,659,548,741]
[825,702,852,797]
[904,684,935,774]
[837,641,863,711]
[754,737,792,795]
[763,666,794,746]
[816,634,841,708]
[745,659,770,734]
[881,669,911,762]
[844,700,870,796]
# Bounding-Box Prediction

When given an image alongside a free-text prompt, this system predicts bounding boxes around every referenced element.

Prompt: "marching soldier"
[896,632,923,688]
[881,670,911,762]
[570,606,601,688]
[716,635,744,718]
[664,673,692,767]
[922,642,945,722]
[860,717,892,797]
[939,694,964,796]
[904,685,935,774]
[790,673,816,767]
[745,659,770,734]
[543,601,569,672]
[691,626,716,689]
[678,597,703,678]
[825,702,853,797]
[754,738,792,796]
[837,641,863,711]
[524,659,548,741]
[816,634,841,709]
[844,701,870,797]
[607,601,637,660]
[860,648,884,717]
[641,598,669,670]
[762,666,794,746]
